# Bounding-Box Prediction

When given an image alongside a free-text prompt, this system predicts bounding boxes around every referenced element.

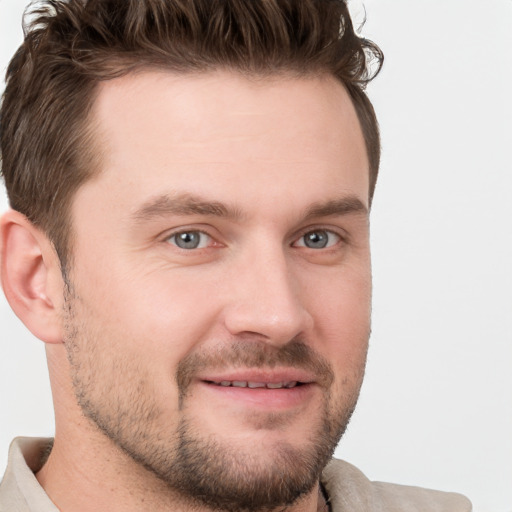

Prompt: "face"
[64,71,371,511]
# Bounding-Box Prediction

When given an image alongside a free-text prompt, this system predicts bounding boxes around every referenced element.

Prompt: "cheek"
[310,260,371,325]
[75,262,225,369]
[307,265,371,369]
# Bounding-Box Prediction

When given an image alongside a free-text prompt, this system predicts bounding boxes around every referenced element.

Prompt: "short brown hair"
[1,0,383,270]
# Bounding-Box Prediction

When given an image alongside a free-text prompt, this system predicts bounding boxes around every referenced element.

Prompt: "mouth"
[194,370,317,410]
[198,368,316,389]
[205,380,303,389]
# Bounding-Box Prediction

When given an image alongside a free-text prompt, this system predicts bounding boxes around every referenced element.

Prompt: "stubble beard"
[63,289,366,512]
[163,398,357,512]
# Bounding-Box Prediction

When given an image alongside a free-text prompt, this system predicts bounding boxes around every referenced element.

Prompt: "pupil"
[176,232,199,249]
[305,231,328,249]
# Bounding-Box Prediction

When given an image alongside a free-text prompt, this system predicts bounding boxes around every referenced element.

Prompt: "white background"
[1,1,511,511]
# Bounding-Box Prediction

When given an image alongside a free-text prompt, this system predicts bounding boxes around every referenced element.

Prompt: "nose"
[222,247,314,346]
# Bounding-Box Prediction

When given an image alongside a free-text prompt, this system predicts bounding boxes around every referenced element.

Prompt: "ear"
[0,209,65,344]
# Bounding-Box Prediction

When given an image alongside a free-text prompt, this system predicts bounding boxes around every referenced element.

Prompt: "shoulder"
[321,458,472,512]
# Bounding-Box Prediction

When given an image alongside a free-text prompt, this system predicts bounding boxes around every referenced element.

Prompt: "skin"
[0,71,371,512]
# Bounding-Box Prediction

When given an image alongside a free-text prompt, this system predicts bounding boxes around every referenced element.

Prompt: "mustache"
[176,339,334,398]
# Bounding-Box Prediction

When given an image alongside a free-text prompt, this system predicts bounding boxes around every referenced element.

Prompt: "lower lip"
[198,381,317,409]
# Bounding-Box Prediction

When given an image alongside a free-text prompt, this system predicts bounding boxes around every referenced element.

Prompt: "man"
[0,1,471,511]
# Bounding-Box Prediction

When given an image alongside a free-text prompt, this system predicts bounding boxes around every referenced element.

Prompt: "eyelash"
[293,229,343,249]
[165,229,215,250]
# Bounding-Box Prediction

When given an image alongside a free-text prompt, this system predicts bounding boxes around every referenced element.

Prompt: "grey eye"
[303,230,329,249]
[295,229,340,249]
[170,231,209,250]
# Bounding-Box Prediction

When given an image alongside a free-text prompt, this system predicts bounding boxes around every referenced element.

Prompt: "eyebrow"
[303,196,368,220]
[131,192,367,224]
[132,193,245,223]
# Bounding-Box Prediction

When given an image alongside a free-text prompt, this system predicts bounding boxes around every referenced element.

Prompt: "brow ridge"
[132,192,367,225]
[303,197,368,220]
[132,193,244,223]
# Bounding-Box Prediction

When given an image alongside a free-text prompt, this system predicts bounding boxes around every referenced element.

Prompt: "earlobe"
[0,209,64,344]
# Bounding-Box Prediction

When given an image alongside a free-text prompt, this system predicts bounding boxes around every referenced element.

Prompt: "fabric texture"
[0,437,472,512]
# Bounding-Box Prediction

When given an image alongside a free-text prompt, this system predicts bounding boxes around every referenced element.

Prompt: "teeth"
[247,382,266,388]
[210,380,300,389]
[266,382,284,389]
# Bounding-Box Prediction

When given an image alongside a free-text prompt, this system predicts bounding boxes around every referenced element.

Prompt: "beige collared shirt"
[0,438,57,512]
[0,438,472,512]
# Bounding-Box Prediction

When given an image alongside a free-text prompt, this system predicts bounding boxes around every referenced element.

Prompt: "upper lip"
[196,368,317,385]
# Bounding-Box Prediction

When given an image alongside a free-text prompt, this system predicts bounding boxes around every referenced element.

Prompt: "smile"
[206,380,301,389]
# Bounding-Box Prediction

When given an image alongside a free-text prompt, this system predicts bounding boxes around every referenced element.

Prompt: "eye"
[167,230,212,250]
[294,229,340,249]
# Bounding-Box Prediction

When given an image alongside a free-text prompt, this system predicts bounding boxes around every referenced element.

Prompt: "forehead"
[80,70,369,216]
